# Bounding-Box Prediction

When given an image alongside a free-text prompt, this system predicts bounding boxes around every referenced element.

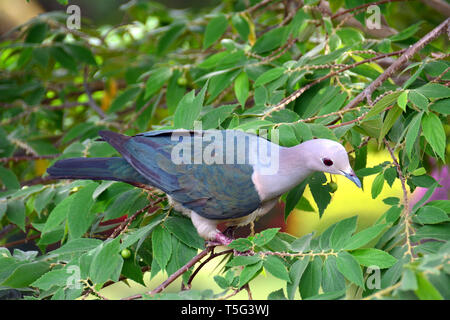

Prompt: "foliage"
[0,0,449,300]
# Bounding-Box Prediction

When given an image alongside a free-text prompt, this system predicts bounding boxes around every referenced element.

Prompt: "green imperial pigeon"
[47,129,361,245]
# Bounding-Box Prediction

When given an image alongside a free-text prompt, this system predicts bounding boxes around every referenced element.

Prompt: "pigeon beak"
[341,170,362,188]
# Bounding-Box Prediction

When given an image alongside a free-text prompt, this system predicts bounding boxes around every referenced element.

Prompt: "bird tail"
[47,157,150,187]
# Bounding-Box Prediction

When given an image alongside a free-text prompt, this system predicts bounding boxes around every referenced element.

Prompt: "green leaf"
[228,238,253,252]
[430,98,450,115]
[278,124,299,147]
[164,216,205,249]
[120,214,165,250]
[6,199,26,231]
[234,72,249,108]
[207,69,240,104]
[201,104,237,129]
[344,223,387,250]
[239,260,263,287]
[252,26,289,54]
[31,268,72,290]
[0,167,20,190]
[379,106,403,142]
[416,83,450,99]
[157,23,185,55]
[415,273,443,300]
[89,237,123,285]
[254,67,285,87]
[64,44,97,66]
[50,46,77,73]
[203,14,228,49]
[254,228,280,247]
[322,256,346,293]
[104,189,142,221]
[405,112,423,159]
[351,248,397,269]
[34,187,56,215]
[1,261,50,289]
[263,255,290,282]
[152,225,173,271]
[414,206,449,225]
[421,112,446,160]
[231,14,250,41]
[286,257,309,300]
[42,194,74,234]
[411,223,450,242]
[329,216,358,250]
[67,182,98,239]
[109,86,141,113]
[336,251,364,288]
[400,268,418,291]
[290,232,313,253]
[397,91,408,111]
[299,256,322,299]
[409,90,428,110]
[309,172,332,217]
[145,68,172,99]
[364,91,402,120]
[173,81,208,129]
[389,21,423,41]
[51,238,102,256]
[227,255,261,267]
[26,22,48,43]
[371,172,384,199]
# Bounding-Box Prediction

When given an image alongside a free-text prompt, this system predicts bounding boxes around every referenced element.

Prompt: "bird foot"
[206,232,233,248]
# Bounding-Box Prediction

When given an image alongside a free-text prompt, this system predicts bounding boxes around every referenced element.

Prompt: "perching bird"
[47,129,361,245]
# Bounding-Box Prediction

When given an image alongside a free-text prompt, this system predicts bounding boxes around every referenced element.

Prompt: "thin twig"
[83,66,107,119]
[343,17,450,110]
[384,139,414,261]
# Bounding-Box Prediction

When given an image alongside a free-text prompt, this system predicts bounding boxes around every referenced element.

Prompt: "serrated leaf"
[35,187,56,215]
[234,72,249,108]
[89,237,123,285]
[6,199,26,232]
[254,67,285,87]
[203,14,228,49]
[351,248,397,269]
[152,225,172,271]
[421,112,446,160]
[227,255,261,267]
[344,223,387,250]
[330,216,358,250]
[174,81,208,129]
[290,232,313,253]
[254,228,280,247]
[67,182,98,239]
[228,238,253,252]
[286,257,309,300]
[371,173,384,199]
[414,206,449,224]
[364,91,402,120]
[0,167,20,190]
[164,216,205,249]
[336,251,364,288]
[397,91,408,111]
[322,256,346,293]
[145,68,172,99]
[239,260,263,287]
[263,255,290,282]
[405,112,423,159]
[416,83,450,99]
[299,256,322,298]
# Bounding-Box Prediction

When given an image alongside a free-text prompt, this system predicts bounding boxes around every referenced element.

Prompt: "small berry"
[121,248,132,259]
[328,182,338,193]
[177,77,188,86]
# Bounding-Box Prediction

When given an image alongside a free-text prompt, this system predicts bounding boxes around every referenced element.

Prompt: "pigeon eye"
[323,158,333,166]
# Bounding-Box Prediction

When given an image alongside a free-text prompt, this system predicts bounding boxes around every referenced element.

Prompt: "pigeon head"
[301,139,362,188]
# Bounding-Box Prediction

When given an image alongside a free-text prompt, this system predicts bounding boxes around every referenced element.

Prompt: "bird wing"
[99,130,262,220]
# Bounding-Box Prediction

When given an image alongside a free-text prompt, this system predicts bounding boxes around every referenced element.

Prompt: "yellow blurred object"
[0,1,44,33]
[35,159,50,176]
[101,79,118,111]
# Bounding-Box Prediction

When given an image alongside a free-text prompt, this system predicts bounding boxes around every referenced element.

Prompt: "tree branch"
[343,17,450,110]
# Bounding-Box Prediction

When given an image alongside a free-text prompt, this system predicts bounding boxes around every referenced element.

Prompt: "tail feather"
[47,157,150,187]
